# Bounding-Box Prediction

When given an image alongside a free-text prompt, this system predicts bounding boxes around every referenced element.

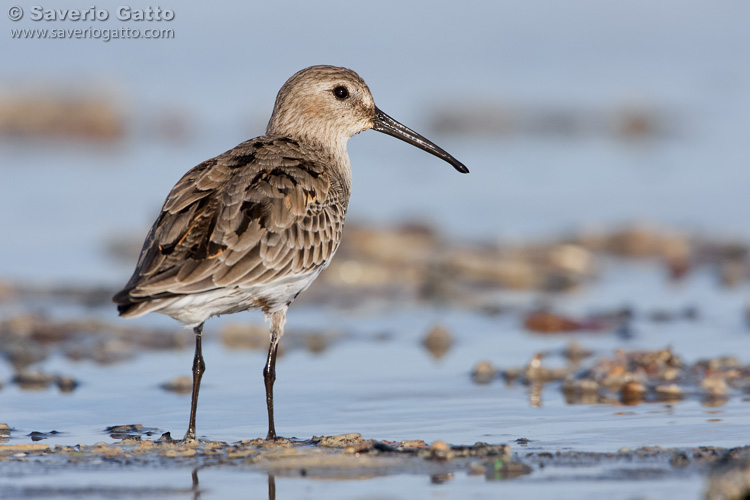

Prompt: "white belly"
[156,266,325,327]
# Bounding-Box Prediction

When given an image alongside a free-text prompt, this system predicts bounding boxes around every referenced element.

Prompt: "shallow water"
[3,0,750,497]
[3,290,749,452]
[0,467,708,500]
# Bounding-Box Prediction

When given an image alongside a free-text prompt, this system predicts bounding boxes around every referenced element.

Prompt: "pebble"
[524,311,582,333]
[106,424,143,434]
[670,451,690,468]
[313,433,364,448]
[431,440,450,451]
[430,473,454,484]
[398,440,428,449]
[702,376,729,397]
[655,384,683,401]
[422,325,453,359]
[471,361,496,385]
[12,371,56,390]
[621,381,646,405]
[160,375,193,394]
[429,440,453,460]
[56,376,78,393]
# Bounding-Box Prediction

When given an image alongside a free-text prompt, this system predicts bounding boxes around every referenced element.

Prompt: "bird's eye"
[332,86,349,100]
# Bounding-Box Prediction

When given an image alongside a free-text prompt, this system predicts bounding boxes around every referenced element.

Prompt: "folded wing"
[113,138,346,315]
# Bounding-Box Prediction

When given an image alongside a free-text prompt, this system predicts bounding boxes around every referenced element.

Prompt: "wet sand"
[1,432,747,499]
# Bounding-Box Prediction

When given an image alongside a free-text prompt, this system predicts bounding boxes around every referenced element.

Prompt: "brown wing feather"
[113,137,348,311]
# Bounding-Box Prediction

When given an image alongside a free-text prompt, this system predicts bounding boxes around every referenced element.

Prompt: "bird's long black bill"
[372,106,469,174]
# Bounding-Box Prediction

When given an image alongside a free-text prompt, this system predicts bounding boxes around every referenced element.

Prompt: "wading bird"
[113,65,468,442]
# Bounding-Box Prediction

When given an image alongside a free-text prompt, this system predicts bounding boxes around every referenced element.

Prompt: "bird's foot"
[183,430,197,444]
[265,432,282,442]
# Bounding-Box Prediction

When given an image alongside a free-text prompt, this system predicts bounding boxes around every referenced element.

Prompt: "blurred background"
[3,0,748,285]
[2,0,750,467]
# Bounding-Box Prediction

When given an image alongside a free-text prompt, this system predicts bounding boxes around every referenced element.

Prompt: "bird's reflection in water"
[190,468,276,500]
[191,468,201,500]
[268,474,276,500]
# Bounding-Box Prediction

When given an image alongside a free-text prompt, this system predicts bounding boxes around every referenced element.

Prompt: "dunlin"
[113,65,468,442]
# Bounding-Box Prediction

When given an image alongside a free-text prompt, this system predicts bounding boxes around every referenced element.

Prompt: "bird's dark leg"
[263,340,279,439]
[263,310,286,440]
[184,323,206,443]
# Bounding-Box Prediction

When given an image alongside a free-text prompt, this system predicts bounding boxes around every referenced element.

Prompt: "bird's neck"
[267,116,353,193]
[272,131,353,196]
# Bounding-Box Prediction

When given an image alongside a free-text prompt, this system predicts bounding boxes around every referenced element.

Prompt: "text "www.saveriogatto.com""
[8,6,175,41]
